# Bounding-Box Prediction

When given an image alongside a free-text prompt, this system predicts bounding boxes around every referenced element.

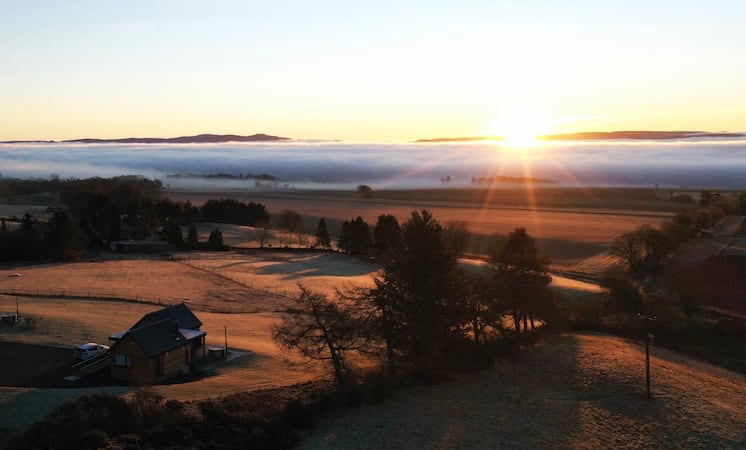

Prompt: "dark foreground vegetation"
[1,384,326,450]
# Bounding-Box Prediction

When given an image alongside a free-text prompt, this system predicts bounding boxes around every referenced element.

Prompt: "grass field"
[168,188,675,272]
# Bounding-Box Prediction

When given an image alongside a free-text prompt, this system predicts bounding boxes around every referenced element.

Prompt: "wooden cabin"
[109,303,206,384]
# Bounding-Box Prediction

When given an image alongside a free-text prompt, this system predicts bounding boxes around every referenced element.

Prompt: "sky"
[2,1,745,142]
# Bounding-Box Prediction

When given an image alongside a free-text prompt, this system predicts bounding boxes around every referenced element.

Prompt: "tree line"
[0,177,269,261]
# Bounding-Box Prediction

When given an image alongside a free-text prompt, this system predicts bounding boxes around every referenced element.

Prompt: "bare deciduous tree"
[254,225,273,248]
[272,286,370,384]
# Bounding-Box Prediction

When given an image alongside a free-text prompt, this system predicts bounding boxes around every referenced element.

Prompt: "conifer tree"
[315,218,331,248]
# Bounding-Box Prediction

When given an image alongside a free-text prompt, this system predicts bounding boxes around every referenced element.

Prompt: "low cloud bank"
[1,139,744,189]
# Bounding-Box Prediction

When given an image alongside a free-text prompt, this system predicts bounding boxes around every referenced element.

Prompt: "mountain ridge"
[1,133,290,144]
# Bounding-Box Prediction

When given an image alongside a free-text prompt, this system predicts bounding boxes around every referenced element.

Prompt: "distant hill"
[2,133,290,144]
[537,130,745,140]
[416,130,744,143]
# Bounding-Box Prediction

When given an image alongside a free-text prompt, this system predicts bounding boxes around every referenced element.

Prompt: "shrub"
[282,400,317,429]
[600,274,642,314]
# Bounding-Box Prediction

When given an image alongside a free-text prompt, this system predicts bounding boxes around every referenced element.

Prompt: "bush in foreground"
[3,386,329,450]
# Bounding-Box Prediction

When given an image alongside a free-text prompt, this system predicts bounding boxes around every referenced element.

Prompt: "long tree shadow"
[255,253,378,278]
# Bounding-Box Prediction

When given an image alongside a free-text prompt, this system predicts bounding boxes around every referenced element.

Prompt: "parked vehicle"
[74,343,110,361]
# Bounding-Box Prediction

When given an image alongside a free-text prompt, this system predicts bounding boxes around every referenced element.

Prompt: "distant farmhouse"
[109,303,206,384]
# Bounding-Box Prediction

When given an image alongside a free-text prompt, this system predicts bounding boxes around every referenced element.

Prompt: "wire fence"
[0,287,286,314]
[175,257,299,300]
[0,287,172,307]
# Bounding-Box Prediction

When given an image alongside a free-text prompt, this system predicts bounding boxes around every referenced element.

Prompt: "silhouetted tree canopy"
[338,217,371,255]
[187,223,199,249]
[167,221,185,249]
[356,184,374,198]
[277,210,302,233]
[208,228,224,250]
[444,221,470,256]
[200,198,269,226]
[19,212,34,233]
[47,209,84,259]
[610,225,674,277]
[488,227,552,336]
[600,273,642,314]
[371,210,462,372]
[272,286,370,385]
[373,214,401,257]
[315,218,331,249]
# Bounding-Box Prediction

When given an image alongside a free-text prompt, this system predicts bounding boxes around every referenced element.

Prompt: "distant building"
[109,303,206,384]
[110,239,171,253]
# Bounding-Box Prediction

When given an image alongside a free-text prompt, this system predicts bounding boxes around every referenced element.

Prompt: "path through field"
[301,333,746,449]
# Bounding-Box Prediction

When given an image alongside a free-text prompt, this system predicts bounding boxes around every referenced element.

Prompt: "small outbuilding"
[109,303,206,384]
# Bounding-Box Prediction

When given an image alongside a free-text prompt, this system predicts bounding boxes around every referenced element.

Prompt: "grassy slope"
[301,333,746,449]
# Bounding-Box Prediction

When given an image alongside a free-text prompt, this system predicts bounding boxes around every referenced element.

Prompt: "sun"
[501,124,543,148]
[483,107,550,149]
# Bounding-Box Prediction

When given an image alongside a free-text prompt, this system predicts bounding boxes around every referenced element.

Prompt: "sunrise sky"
[2,0,745,142]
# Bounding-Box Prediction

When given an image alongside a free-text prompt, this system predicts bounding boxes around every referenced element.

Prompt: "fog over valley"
[1,138,745,189]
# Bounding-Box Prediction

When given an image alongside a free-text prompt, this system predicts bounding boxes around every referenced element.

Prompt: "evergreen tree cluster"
[275,210,556,384]
[338,217,371,255]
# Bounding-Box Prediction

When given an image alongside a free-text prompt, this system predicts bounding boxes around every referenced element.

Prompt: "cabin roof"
[133,302,202,330]
[123,318,190,358]
[109,303,206,357]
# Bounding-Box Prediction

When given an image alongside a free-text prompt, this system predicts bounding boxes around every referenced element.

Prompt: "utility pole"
[639,313,657,399]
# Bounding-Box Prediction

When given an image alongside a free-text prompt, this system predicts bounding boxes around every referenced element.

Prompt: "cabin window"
[114,353,131,368]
